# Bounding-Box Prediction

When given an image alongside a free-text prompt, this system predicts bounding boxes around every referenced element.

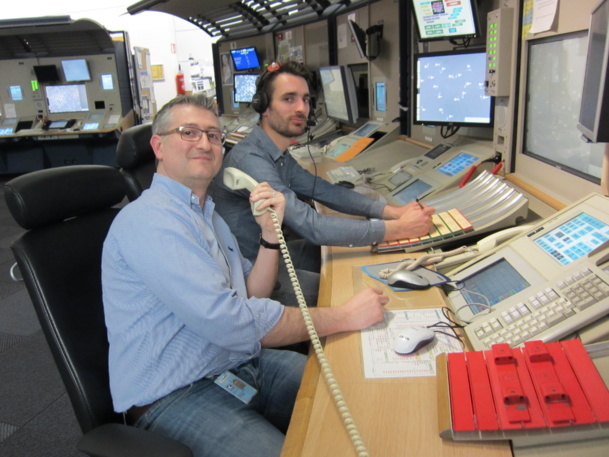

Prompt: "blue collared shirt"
[209,125,387,262]
[102,174,284,412]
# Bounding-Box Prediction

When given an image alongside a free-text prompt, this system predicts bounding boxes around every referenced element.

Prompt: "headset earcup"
[251,91,267,113]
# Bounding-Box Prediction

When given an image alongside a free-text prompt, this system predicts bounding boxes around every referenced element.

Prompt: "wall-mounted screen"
[578,0,609,143]
[411,0,480,42]
[525,31,604,183]
[230,47,261,71]
[348,20,367,59]
[33,65,60,83]
[101,74,114,90]
[375,81,386,112]
[9,85,23,101]
[319,65,359,125]
[45,84,89,113]
[61,59,91,82]
[233,73,259,103]
[414,49,493,127]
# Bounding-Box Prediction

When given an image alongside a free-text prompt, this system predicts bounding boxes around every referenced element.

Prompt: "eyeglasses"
[159,126,225,145]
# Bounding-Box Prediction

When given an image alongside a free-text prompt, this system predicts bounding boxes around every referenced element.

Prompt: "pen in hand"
[415,198,424,209]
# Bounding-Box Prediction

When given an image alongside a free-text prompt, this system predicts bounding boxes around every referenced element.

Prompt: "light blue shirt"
[209,125,387,262]
[102,174,284,412]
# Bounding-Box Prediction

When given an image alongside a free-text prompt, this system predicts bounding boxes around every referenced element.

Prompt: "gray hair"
[152,94,219,135]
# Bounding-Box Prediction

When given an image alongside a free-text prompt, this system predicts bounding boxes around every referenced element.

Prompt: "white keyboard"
[326,166,361,184]
[289,145,325,159]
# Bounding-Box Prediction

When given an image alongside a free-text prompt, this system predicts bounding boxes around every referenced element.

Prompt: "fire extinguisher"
[176,66,186,95]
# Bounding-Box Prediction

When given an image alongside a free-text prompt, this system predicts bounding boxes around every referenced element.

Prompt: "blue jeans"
[135,349,306,457]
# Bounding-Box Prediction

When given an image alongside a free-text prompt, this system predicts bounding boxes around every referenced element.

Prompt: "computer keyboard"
[289,145,325,159]
[326,166,362,184]
[466,266,609,351]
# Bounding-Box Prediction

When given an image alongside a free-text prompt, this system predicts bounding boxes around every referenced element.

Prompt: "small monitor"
[33,65,60,84]
[61,59,91,82]
[414,49,493,127]
[0,127,15,135]
[9,85,23,101]
[411,0,481,42]
[45,84,89,113]
[234,73,259,103]
[3,118,19,125]
[319,66,359,125]
[230,47,261,71]
[577,0,609,143]
[375,81,387,112]
[101,74,114,90]
[348,20,367,59]
[353,122,381,137]
[49,120,69,129]
[82,122,100,130]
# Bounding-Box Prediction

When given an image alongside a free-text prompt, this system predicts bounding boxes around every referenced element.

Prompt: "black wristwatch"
[259,235,281,250]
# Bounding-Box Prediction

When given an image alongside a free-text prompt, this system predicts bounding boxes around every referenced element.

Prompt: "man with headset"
[210,61,435,303]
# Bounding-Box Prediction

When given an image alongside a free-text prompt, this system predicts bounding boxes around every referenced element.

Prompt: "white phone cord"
[269,209,370,457]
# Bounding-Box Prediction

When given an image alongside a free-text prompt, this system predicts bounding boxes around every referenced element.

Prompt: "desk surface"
[281,243,511,457]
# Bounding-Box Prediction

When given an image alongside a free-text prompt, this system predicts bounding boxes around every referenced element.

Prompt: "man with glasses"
[101,94,388,457]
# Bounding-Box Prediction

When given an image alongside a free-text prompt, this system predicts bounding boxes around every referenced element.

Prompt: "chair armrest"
[77,423,193,457]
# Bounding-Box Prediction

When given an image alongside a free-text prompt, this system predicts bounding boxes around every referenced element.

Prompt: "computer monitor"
[233,73,259,103]
[413,49,493,127]
[45,84,89,113]
[319,66,359,125]
[61,59,91,82]
[230,47,261,71]
[578,0,609,143]
[410,0,481,42]
[9,85,23,101]
[101,74,114,90]
[33,65,60,84]
[348,20,367,59]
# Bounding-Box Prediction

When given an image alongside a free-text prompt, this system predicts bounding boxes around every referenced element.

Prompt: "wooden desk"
[281,244,511,457]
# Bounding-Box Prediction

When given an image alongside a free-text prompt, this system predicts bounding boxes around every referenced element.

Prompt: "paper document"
[361,308,463,378]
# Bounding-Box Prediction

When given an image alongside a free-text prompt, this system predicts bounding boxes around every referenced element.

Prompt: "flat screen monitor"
[230,47,261,71]
[33,65,60,83]
[392,179,433,204]
[82,122,100,130]
[0,127,14,135]
[9,85,23,101]
[233,73,259,103]
[45,84,89,113]
[414,49,493,127]
[61,59,91,82]
[101,74,114,90]
[525,31,604,182]
[411,0,481,42]
[436,152,479,177]
[319,65,359,125]
[348,20,367,59]
[375,81,386,112]
[578,0,609,143]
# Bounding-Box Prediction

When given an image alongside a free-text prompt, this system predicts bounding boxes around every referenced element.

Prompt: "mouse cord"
[269,209,370,457]
[377,245,475,279]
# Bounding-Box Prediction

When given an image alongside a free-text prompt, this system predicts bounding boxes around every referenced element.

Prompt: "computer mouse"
[393,327,436,355]
[387,269,431,290]
[336,180,355,189]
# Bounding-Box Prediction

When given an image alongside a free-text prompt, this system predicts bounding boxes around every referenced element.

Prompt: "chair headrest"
[116,123,155,169]
[4,165,127,230]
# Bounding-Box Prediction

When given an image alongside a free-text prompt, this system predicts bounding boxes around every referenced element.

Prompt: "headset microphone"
[306,119,317,127]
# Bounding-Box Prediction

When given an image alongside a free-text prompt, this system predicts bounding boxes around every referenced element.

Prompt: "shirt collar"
[151,173,215,215]
[252,124,285,161]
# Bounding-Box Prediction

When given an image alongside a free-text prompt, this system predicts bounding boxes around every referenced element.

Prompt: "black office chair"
[116,123,156,201]
[4,165,192,457]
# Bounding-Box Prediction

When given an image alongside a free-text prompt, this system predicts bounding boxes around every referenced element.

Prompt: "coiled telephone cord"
[269,209,370,457]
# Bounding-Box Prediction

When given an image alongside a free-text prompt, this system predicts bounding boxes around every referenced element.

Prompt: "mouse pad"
[361,260,451,291]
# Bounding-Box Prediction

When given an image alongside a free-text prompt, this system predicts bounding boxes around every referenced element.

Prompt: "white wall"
[4,1,218,108]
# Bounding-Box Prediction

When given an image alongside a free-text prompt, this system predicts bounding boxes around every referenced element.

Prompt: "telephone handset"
[223,167,267,216]
[222,167,369,457]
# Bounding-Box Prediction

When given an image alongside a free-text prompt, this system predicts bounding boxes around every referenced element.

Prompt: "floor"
[0,176,84,457]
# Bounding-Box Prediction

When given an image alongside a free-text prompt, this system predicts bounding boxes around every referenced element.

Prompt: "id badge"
[214,370,258,404]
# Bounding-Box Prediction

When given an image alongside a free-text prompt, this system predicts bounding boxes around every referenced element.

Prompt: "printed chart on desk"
[361,308,463,378]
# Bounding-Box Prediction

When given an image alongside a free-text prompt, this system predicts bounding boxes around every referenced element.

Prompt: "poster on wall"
[221,53,233,86]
